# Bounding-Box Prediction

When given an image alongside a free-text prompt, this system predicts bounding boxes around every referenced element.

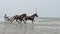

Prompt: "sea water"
[0,16,60,22]
[0,16,5,22]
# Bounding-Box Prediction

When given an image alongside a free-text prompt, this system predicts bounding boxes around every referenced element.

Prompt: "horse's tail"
[4,14,8,20]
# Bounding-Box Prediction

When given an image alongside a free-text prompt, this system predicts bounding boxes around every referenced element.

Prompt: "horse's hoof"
[10,22,12,24]
[24,23,26,24]
[18,22,21,24]
[32,23,34,24]
[18,22,20,24]
[10,23,11,24]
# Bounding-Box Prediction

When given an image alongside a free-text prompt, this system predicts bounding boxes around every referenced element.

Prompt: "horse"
[24,13,38,24]
[4,14,13,21]
[11,14,27,24]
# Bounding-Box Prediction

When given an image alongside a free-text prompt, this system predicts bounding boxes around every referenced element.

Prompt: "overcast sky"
[0,0,60,17]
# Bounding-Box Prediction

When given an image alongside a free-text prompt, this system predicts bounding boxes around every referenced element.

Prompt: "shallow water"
[0,18,60,34]
[0,21,60,34]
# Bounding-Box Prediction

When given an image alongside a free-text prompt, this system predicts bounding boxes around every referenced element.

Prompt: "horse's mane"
[31,13,37,16]
[19,14,27,17]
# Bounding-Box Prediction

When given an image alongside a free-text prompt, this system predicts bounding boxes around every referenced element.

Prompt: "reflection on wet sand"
[0,20,60,34]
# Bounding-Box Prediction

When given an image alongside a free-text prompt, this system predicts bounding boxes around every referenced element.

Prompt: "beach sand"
[0,20,60,34]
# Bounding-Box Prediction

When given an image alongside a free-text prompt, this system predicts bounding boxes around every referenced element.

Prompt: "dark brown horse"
[24,13,38,24]
[11,14,27,24]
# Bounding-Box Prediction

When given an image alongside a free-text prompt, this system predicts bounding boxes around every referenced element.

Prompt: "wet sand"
[0,21,60,34]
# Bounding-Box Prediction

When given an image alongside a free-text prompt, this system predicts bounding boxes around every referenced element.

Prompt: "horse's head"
[33,13,38,17]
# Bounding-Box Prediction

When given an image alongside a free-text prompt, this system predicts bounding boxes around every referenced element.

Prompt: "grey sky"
[0,0,60,17]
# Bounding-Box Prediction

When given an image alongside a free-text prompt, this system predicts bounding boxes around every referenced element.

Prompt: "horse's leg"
[18,19,22,24]
[10,19,15,23]
[16,19,21,24]
[20,20,22,23]
[16,19,19,22]
[24,19,27,24]
[19,20,22,24]
[32,20,34,24]
[10,18,16,23]
[10,18,14,23]
[23,20,26,24]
